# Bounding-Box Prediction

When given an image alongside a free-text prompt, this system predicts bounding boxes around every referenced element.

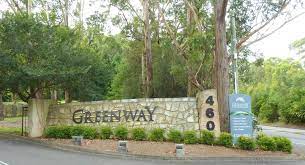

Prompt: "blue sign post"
[229,94,253,144]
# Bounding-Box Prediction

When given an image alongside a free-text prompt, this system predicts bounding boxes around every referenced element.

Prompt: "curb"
[0,133,303,161]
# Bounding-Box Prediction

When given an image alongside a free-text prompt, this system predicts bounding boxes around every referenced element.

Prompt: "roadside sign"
[229,94,253,144]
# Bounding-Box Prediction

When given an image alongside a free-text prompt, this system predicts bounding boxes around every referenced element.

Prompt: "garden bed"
[39,138,293,158]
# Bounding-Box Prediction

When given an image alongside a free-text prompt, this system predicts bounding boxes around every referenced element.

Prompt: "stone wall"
[47,97,199,131]
[3,102,27,117]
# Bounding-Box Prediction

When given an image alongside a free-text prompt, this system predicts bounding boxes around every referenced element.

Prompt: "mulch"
[39,138,293,158]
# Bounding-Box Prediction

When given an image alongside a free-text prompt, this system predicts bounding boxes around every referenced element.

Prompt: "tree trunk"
[0,92,4,121]
[214,0,229,132]
[143,0,153,97]
[64,0,69,26]
[63,0,70,103]
[51,90,57,101]
[187,69,194,96]
[186,2,195,97]
[27,0,32,14]
[35,88,43,99]
[65,90,72,103]
[141,52,146,97]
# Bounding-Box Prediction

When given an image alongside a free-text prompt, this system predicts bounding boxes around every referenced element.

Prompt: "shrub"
[44,126,72,139]
[149,128,165,141]
[114,125,128,140]
[217,132,233,147]
[83,126,98,139]
[199,130,215,145]
[273,136,292,153]
[259,100,280,122]
[237,136,256,150]
[131,128,147,141]
[70,125,85,136]
[183,131,197,144]
[100,126,112,139]
[167,129,183,143]
[70,126,98,139]
[257,136,276,151]
[44,126,58,138]
[256,132,267,141]
[44,126,57,138]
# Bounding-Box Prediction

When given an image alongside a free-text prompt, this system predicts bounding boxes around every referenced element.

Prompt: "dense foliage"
[167,129,184,143]
[183,131,198,144]
[44,126,291,153]
[100,126,113,139]
[273,136,293,153]
[240,58,305,124]
[114,125,128,140]
[256,135,276,151]
[149,128,165,142]
[131,128,147,141]
[199,130,215,145]
[217,132,233,147]
[0,1,304,127]
[236,136,256,151]
[0,12,116,102]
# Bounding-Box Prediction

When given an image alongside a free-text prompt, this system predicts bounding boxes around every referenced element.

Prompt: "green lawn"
[3,117,22,122]
[0,117,22,135]
[0,126,21,134]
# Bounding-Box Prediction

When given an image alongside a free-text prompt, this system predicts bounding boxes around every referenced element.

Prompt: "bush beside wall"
[257,136,276,151]
[237,136,256,150]
[45,125,99,139]
[167,129,183,143]
[44,126,293,154]
[100,126,112,139]
[114,125,128,140]
[217,132,233,147]
[44,126,72,139]
[149,128,165,142]
[131,128,147,141]
[273,136,292,153]
[183,131,197,144]
[199,130,215,145]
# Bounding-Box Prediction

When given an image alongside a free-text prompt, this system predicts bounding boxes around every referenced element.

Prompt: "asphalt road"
[261,125,305,154]
[0,135,304,165]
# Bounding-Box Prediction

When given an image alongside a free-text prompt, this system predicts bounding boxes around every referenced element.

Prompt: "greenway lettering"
[72,106,157,124]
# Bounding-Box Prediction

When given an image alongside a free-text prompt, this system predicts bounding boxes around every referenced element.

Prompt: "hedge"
[167,129,183,143]
[237,136,256,150]
[43,126,293,153]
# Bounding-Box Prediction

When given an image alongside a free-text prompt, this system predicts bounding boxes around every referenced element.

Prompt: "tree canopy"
[0,0,304,126]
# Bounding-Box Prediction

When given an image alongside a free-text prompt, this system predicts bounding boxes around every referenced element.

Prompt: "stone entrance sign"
[72,106,157,124]
[27,90,222,137]
[197,89,221,136]
[47,97,200,131]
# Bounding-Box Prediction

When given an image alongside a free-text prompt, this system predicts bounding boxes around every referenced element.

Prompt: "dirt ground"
[39,138,294,158]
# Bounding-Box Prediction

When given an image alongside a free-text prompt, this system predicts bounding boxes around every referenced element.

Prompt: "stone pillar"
[28,99,51,137]
[197,89,221,137]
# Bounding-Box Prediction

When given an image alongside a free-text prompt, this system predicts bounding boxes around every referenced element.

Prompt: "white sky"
[249,14,305,60]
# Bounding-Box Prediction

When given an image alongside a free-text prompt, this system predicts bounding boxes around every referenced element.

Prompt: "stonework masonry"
[47,97,199,131]
[3,102,27,117]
